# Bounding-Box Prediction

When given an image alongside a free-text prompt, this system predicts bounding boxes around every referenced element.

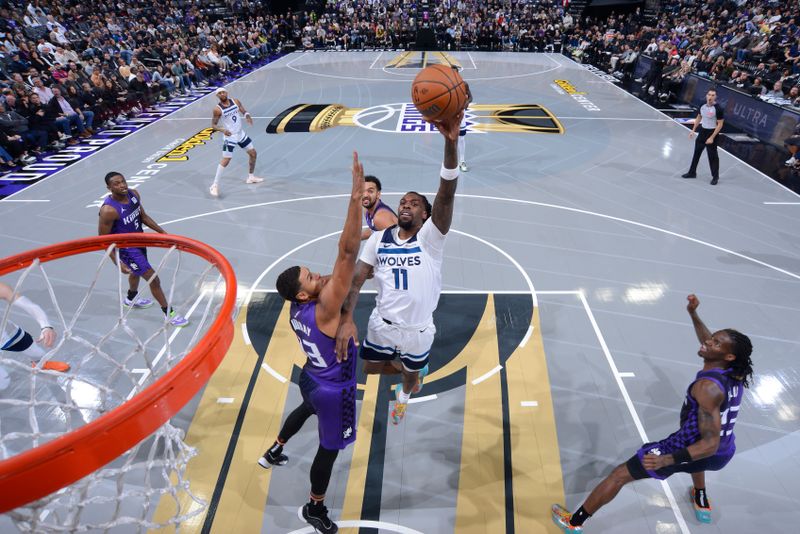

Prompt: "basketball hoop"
[0,234,236,529]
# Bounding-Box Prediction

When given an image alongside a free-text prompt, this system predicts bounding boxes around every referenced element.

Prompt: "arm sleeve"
[359,230,380,266]
[12,296,51,329]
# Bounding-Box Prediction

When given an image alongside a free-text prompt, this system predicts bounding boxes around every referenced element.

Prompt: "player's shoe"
[166,310,189,327]
[258,447,288,469]
[551,504,583,533]
[32,360,71,372]
[209,183,220,197]
[124,296,154,309]
[459,161,469,172]
[245,175,264,184]
[690,487,712,524]
[391,399,407,426]
[413,364,429,394]
[302,503,338,534]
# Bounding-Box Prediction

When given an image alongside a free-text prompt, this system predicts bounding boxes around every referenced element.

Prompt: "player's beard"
[398,218,414,230]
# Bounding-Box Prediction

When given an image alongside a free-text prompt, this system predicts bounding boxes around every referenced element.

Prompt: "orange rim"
[0,234,237,512]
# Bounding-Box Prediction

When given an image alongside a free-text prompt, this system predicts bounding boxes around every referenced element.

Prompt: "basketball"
[411,64,469,122]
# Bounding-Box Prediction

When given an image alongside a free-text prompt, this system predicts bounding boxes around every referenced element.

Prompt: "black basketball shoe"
[302,502,338,533]
[257,443,288,469]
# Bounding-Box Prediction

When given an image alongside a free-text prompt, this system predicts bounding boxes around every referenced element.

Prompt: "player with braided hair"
[552,293,754,532]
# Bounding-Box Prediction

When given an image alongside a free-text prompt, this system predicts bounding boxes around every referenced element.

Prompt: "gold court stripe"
[505,307,565,532]
[210,300,304,532]
[455,295,507,533]
[339,374,380,521]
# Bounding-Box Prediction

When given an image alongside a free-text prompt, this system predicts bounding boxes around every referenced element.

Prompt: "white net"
[0,239,232,532]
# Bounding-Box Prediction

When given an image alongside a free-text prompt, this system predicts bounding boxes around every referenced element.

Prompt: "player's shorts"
[119,247,153,277]
[360,308,435,372]
[1,327,34,352]
[626,441,735,480]
[299,369,356,450]
[222,131,253,157]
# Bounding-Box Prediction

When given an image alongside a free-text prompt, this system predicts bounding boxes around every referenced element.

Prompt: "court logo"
[552,79,600,111]
[157,127,215,162]
[266,103,564,135]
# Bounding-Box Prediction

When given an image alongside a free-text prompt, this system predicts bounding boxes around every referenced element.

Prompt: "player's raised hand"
[435,110,464,142]
[351,151,364,195]
[335,319,359,362]
[687,294,699,313]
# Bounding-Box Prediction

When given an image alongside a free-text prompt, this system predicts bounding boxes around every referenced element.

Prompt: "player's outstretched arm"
[318,152,365,327]
[430,110,462,235]
[686,294,712,345]
[211,106,230,136]
[0,281,55,347]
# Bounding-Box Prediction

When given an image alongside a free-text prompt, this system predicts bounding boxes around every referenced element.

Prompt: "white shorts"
[360,308,435,372]
[222,131,253,157]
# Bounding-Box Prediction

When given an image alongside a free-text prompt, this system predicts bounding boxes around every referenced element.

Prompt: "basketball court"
[1,51,798,533]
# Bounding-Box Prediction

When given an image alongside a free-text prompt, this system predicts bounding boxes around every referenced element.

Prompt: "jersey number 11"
[391,268,408,290]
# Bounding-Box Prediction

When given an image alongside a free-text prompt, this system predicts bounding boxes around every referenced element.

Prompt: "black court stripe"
[200,294,284,534]
[500,366,516,534]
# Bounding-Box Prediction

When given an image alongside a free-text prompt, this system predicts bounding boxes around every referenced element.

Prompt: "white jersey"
[0,302,22,349]
[360,219,446,327]
[218,100,244,142]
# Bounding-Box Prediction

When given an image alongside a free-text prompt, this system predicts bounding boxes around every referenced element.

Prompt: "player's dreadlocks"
[723,328,754,388]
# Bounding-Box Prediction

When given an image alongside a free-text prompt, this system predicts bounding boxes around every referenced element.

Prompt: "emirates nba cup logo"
[266,103,564,135]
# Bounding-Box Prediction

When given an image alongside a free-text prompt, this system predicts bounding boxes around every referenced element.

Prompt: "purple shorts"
[300,370,356,450]
[119,247,153,276]
[628,442,735,480]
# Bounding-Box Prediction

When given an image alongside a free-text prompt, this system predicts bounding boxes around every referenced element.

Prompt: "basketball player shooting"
[335,108,465,425]
[1,281,69,382]
[209,87,263,197]
[260,152,365,534]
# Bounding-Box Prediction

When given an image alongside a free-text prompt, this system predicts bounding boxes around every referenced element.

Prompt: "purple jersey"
[365,200,396,231]
[641,367,743,460]
[102,191,142,234]
[290,300,357,386]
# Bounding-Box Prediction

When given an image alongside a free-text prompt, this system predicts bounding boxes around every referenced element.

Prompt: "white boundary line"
[160,192,800,282]
[261,362,288,383]
[471,365,503,385]
[368,50,384,69]
[565,54,800,201]
[763,202,800,205]
[241,322,251,346]
[520,400,539,407]
[408,394,438,404]
[552,290,691,534]
[1,199,51,202]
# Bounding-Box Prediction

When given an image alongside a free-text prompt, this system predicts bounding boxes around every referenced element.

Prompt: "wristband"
[440,164,459,181]
[245,112,252,118]
[672,448,692,464]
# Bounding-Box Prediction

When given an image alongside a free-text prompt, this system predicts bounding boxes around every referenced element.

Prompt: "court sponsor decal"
[266,102,564,135]
[156,128,215,162]
[581,63,621,84]
[552,79,601,111]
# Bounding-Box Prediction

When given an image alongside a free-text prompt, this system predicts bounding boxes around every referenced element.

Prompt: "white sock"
[458,135,466,163]
[213,164,225,186]
[397,389,410,404]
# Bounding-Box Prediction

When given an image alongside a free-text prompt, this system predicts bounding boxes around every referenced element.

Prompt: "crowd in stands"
[2,0,800,173]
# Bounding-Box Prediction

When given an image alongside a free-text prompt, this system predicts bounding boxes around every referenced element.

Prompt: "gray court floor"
[1,52,799,533]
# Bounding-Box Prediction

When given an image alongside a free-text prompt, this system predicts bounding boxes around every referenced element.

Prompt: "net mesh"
[0,240,230,532]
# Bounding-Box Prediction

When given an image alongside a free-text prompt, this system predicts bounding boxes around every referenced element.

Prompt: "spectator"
[46,85,92,142]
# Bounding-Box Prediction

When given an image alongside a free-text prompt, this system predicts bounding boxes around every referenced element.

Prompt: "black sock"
[161,306,169,315]
[127,290,138,301]
[694,487,709,508]
[570,505,591,527]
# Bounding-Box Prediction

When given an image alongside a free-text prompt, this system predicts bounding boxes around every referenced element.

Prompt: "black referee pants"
[688,127,719,179]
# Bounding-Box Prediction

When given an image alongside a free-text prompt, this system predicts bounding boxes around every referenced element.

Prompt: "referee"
[682,88,725,185]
